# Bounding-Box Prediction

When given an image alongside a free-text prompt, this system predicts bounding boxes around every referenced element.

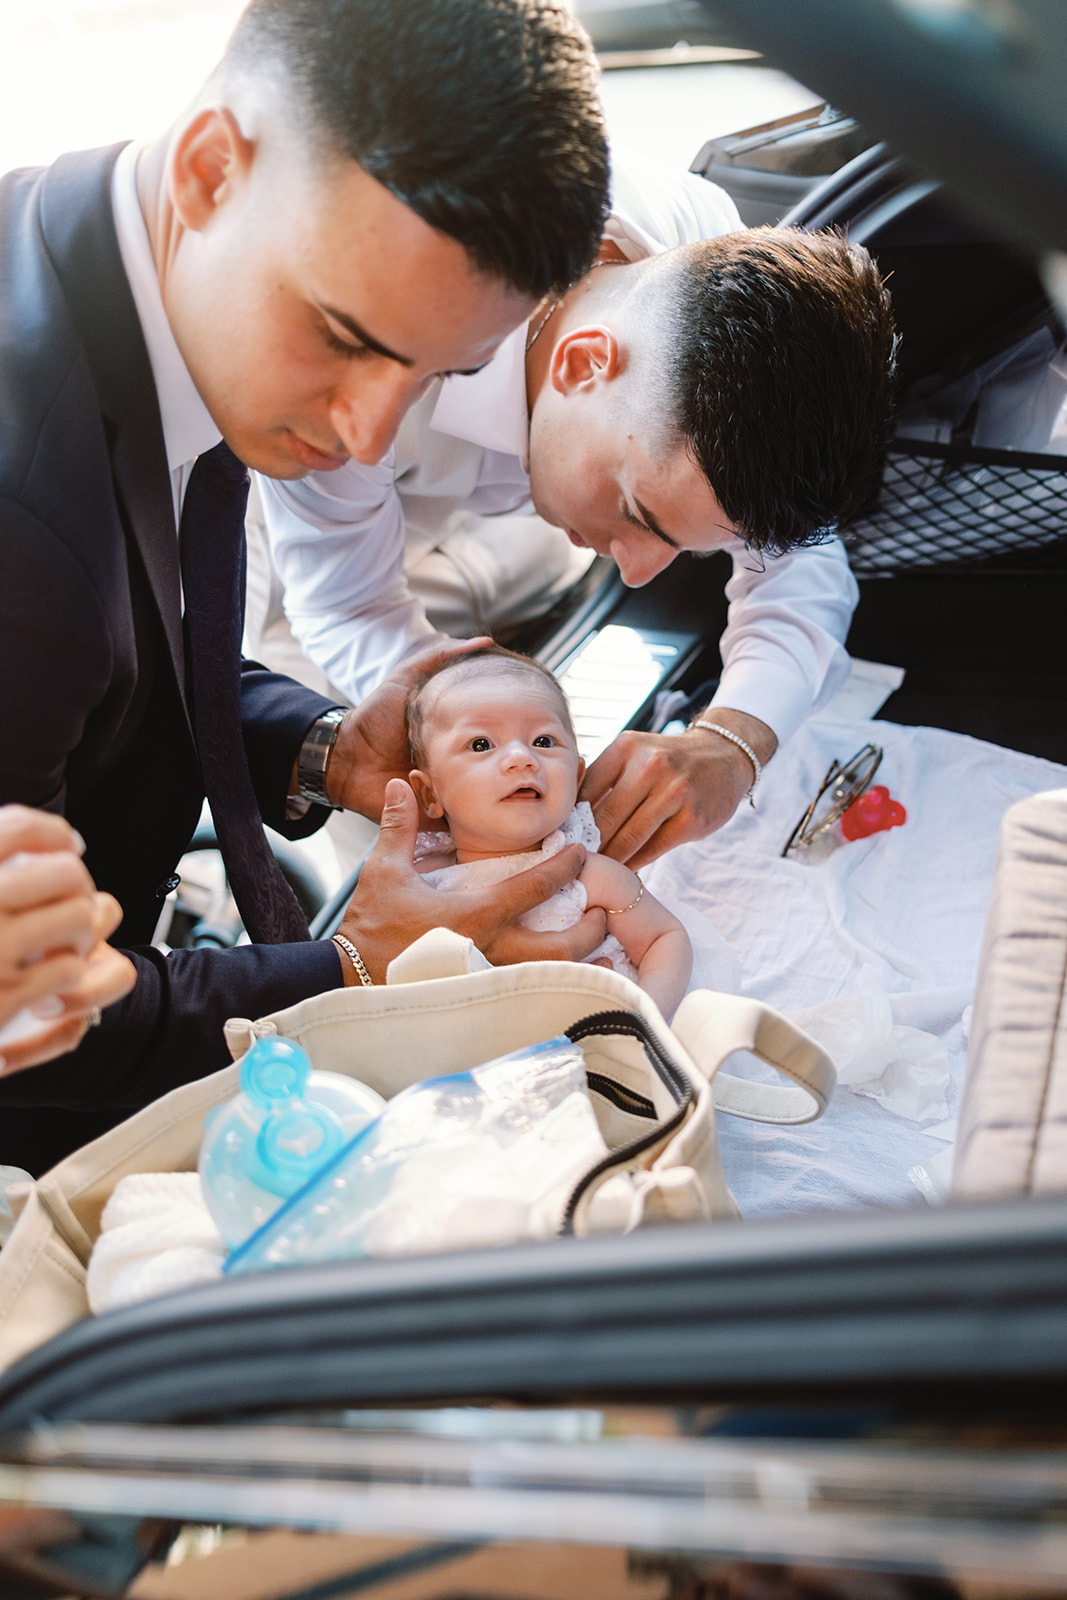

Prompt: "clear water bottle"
[199,1035,386,1247]
[225,1035,601,1275]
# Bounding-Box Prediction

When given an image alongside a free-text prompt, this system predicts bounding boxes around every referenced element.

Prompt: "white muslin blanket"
[644,712,1067,1218]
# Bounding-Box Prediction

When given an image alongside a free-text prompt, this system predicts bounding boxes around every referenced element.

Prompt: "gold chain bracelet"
[332,932,374,986]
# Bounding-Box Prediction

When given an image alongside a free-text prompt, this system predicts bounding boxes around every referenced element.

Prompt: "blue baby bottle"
[199,1035,386,1248]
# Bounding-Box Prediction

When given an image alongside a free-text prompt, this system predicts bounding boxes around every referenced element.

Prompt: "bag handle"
[672,990,835,1125]
[385,933,834,1124]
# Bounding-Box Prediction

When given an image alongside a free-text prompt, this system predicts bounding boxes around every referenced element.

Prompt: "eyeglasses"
[781,743,884,858]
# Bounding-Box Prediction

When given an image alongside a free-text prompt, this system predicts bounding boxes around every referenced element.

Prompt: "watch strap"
[297,706,347,807]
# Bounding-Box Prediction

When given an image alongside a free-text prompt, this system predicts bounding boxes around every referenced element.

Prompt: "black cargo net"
[842,438,1067,575]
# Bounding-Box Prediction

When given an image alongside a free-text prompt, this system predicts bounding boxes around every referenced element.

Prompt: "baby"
[406,646,693,1017]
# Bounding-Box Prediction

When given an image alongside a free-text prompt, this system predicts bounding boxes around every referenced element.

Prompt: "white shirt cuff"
[708,660,827,751]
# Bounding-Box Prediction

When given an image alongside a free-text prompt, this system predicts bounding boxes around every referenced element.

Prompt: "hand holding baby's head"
[406,646,585,865]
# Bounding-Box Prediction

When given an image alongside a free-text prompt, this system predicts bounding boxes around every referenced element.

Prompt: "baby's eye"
[532,735,556,748]
[470,737,493,752]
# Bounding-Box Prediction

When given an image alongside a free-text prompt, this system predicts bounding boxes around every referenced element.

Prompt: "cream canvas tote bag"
[0,930,834,1372]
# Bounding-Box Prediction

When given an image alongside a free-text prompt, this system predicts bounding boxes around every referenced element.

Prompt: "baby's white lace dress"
[415,801,637,979]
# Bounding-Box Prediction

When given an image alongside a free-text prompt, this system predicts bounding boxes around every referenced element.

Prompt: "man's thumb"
[378,778,418,843]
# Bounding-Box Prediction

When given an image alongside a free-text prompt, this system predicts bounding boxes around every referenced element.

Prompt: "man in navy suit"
[0,0,610,1172]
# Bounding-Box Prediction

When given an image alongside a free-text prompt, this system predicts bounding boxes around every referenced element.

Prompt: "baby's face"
[410,672,583,859]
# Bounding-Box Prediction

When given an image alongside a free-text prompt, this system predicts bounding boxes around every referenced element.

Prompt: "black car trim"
[1,1198,1066,1428]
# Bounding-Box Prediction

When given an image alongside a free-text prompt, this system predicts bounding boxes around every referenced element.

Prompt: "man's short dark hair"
[224,0,609,299]
[406,644,573,769]
[666,228,897,555]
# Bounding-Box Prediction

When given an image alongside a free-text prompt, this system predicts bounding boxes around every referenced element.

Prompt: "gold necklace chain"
[524,296,562,354]
[524,257,625,355]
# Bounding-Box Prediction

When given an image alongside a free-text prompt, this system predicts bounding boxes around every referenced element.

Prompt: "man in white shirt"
[254,151,897,868]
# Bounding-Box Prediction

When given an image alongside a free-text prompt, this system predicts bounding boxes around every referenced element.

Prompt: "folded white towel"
[87,1172,227,1314]
[0,1164,32,1249]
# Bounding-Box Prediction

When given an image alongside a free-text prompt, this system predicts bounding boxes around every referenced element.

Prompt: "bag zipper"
[560,1011,695,1236]
[585,1071,656,1119]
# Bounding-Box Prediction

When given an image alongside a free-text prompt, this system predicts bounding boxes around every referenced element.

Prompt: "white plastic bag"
[788,991,950,1123]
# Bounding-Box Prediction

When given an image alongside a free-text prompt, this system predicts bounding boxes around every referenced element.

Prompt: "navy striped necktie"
[179,441,311,944]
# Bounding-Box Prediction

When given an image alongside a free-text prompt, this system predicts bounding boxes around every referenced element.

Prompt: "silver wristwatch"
[297,706,347,807]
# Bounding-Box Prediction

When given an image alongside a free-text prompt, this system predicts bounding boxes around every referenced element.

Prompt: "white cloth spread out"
[257,144,857,741]
[643,714,1067,1218]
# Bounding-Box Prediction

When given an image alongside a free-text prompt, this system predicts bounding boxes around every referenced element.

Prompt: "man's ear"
[408,770,444,819]
[550,326,622,398]
[169,106,254,233]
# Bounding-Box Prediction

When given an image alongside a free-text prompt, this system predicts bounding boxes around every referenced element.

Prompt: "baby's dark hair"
[406,645,574,770]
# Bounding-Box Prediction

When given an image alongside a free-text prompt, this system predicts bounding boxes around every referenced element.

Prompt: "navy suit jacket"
[0,146,343,1172]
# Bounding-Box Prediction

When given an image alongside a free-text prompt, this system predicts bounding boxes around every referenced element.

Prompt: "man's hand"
[0,894,137,1077]
[323,637,493,821]
[581,709,778,870]
[0,806,137,1077]
[335,779,607,981]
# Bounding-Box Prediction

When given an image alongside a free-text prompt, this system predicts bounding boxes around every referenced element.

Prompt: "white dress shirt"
[110,142,222,532]
[257,145,858,746]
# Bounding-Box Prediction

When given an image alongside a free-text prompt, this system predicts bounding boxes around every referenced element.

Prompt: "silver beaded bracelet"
[689,718,762,807]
